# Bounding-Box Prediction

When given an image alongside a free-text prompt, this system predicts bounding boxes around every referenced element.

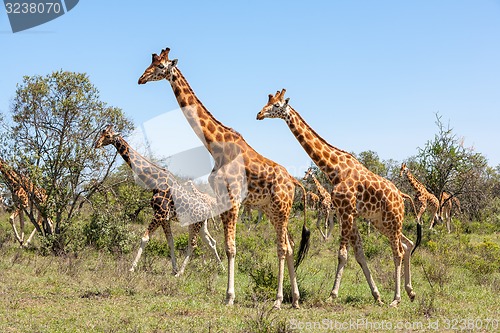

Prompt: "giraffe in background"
[185,180,220,230]
[400,163,442,227]
[138,48,308,309]
[438,191,460,233]
[94,125,222,276]
[303,167,336,240]
[0,158,53,247]
[257,89,421,307]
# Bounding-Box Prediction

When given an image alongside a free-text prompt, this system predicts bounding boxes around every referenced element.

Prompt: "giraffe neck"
[0,160,20,188]
[168,68,240,154]
[0,160,46,202]
[404,170,426,195]
[285,107,354,181]
[111,136,178,191]
[311,175,329,198]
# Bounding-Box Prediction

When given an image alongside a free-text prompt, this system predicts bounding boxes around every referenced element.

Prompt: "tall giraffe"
[257,89,421,307]
[438,191,460,233]
[138,48,308,309]
[94,125,222,276]
[400,163,442,228]
[0,158,53,247]
[303,167,335,240]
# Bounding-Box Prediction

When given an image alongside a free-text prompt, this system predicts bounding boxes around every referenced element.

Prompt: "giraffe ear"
[171,59,178,67]
[284,98,290,105]
[152,53,160,62]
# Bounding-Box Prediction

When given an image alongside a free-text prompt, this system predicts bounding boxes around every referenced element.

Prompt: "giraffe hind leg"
[176,223,198,277]
[199,220,224,269]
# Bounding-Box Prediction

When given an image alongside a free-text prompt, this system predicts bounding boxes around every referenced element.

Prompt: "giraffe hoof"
[326,295,337,304]
[409,291,416,302]
[389,299,400,308]
[273,301,282,310]
[224,298,234,306]
[292,301,300,309]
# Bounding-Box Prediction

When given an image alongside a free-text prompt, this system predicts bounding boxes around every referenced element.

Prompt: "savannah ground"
[1,210,499,333]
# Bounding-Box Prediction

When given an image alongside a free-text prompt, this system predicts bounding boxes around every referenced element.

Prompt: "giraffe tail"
[412,222,422,256]
[293,178,310,269]
[401,192,422,256]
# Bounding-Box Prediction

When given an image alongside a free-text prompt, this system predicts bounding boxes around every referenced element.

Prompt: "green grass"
[1,214,500,332]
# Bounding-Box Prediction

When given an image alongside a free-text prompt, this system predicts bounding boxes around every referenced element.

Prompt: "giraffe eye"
[274,103,280,108]
[158,64,165,69]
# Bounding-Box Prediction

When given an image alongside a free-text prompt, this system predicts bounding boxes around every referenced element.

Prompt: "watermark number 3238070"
[3,0,79,33]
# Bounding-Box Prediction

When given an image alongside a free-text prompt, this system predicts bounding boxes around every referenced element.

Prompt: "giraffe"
[241,203,263,226]
[438,191,460,233]
[303,167,336,240]
[185,180,220,230]
[306,191,320,210]
[138,48,308,309]
[0,158,53,247]
[94,125,222,276]
[256,89,421,307]
[400,163,442,228]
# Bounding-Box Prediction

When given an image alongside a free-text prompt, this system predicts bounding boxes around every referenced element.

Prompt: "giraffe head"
[138,48,178,84]
[94,125,120,148]
[400,163,409,177]
[256,89,290,121]
[303,167,314,181]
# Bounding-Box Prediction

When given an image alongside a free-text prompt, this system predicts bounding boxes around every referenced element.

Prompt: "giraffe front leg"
[221,206,239,306]
[350,224,382,305]
[130,215,162,272]
[273,221,290,310]
[130,231,150,272]
[9,209,24,246]
[328,214,353,302]
[162,221,177,275]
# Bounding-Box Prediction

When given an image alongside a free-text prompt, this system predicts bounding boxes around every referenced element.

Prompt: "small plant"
[242,301,295,333]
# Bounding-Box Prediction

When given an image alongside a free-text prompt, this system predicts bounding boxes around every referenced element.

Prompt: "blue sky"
[1,1,499,177]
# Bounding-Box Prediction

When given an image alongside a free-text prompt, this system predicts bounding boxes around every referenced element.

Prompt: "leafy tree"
[414,113,487,219]
[0,71,133,253]
[357,150,388,178]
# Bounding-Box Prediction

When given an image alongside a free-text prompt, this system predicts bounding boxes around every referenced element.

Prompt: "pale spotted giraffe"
[138,48,308,309]
[185,180,220,230]
[257,89,420,307]
[95,125,222,276]
[303,167,336,240]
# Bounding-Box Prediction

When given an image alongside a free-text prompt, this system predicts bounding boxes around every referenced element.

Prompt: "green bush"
[83,208,134,254]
